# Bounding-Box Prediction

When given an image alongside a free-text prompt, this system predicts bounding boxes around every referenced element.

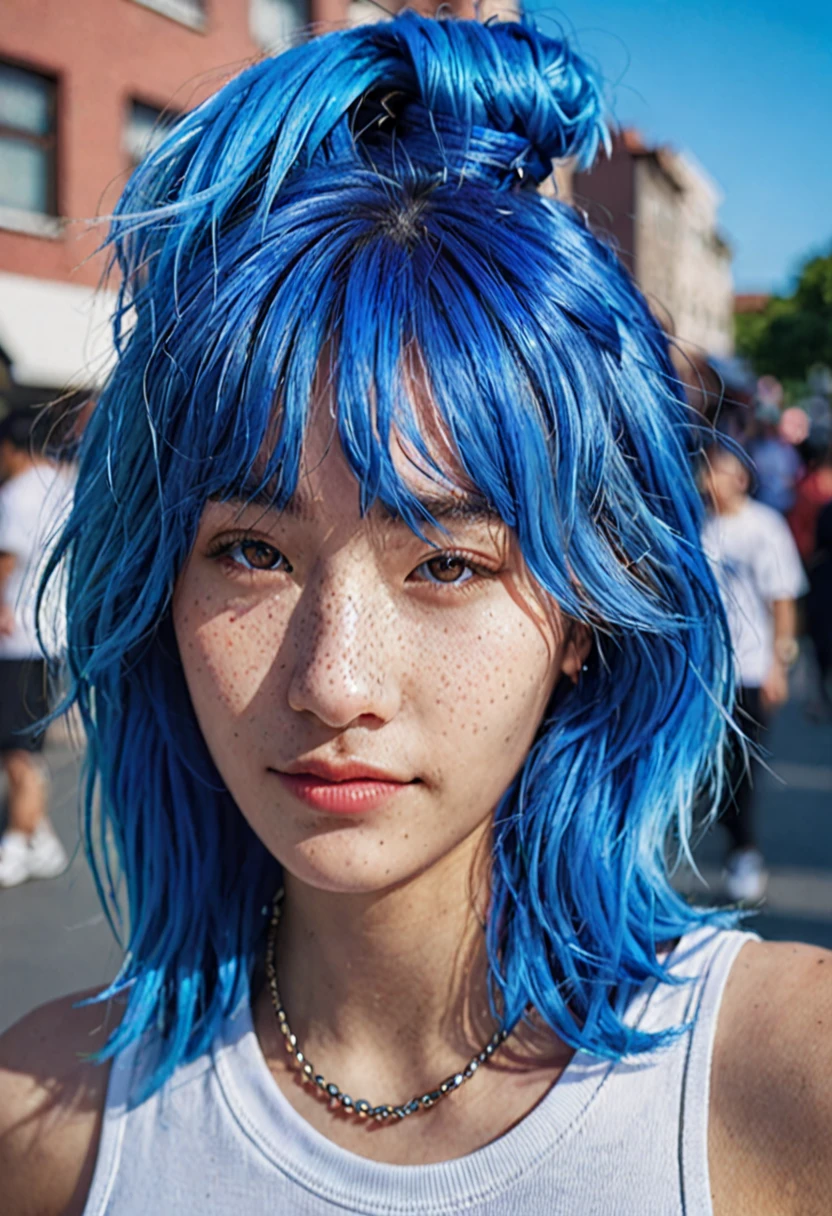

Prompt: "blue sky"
[526,0,832,294]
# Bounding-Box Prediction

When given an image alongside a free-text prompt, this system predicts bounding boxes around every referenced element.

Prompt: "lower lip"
[275,773,413,814]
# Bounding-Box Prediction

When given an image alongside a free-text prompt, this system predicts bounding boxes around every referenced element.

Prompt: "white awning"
[0,272,117,390]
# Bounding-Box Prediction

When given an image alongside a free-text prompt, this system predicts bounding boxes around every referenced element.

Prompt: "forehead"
[236,356,504,533]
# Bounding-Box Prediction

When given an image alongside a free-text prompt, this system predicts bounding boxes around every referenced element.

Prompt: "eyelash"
[204,532,499,594]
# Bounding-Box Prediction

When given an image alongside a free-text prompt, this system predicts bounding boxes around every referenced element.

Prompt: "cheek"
[174,581,291,721]
[418,605,558,757]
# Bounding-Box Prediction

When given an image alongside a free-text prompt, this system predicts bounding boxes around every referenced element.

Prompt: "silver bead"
[440,1073,464,1094]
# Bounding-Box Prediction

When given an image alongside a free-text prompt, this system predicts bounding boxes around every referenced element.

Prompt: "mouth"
[269,762,420,815]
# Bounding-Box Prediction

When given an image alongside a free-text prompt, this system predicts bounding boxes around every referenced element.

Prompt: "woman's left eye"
[223,539,291,573]
[411,554,479,587]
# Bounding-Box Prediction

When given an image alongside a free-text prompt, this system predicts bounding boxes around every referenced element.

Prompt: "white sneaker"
[723,847,768,904]
[0,823,68,888]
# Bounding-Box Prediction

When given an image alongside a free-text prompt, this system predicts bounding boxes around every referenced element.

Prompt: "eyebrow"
[210,487,503,529]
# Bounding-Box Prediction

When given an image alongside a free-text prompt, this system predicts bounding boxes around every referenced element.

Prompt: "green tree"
[735,249,832,382]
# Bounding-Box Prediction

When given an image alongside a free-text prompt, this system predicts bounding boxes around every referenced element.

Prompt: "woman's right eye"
[221,538,293,574]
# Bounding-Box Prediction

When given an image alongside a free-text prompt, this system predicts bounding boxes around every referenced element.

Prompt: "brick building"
[3,5,726,412]
[571,129,734,360]
[735,293,770,315]
[0,0,478,411]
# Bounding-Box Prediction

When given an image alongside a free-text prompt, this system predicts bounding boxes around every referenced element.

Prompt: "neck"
[713,494,747,517]
[5,452,49,479]
[261,823,499,1096]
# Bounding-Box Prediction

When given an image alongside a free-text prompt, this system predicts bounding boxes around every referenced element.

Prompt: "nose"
[286,562,402,729]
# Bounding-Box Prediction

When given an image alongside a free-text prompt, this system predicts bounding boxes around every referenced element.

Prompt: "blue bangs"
[43,12,735,1094]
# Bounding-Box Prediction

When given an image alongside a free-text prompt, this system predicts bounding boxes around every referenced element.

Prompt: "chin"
[238,792,486,898]
[243,812,421,896]
[281,835,420,896]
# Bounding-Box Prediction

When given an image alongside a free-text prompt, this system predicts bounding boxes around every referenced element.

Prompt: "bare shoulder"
[0,988,125,1216]
[709,938,832,1216]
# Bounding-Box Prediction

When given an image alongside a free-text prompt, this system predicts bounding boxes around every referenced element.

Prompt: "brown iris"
[425,555,470,583]
[241,540,284,570]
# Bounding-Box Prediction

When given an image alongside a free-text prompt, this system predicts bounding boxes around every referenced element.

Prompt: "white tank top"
[82,925,755,1215]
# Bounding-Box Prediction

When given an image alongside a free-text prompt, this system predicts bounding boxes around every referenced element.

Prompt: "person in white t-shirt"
[702,443,807,903]
[0,409,69,887]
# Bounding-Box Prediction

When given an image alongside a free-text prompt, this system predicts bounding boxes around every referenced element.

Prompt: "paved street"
[0,739,122,1032]
[1,655,831,1033]
[677,651,832,947]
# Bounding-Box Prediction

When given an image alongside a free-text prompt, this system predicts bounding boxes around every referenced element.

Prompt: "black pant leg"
[721,686,767,853]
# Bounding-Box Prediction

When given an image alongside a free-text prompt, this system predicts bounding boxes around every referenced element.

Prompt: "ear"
[561,622,593,686]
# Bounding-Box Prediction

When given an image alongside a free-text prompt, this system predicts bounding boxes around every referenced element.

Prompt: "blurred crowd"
[692,357,832,903]
[711,362,832,719]
[0,407,72,888]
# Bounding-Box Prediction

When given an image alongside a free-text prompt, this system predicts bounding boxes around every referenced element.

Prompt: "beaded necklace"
[265,888,509,1123]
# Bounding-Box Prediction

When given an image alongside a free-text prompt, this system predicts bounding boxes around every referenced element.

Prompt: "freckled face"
[172,402,581,895]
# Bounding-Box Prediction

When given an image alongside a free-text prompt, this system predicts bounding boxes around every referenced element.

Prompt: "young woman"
[1,14,830,1215]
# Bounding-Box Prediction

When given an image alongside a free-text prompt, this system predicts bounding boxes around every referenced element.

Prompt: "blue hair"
[43,12,735,1092]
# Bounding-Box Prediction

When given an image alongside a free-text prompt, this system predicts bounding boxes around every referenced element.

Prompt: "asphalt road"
[1,654,831,1033]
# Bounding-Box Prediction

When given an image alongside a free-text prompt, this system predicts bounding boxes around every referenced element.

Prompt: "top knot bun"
[118,13,609,252]
[352,15,608,188]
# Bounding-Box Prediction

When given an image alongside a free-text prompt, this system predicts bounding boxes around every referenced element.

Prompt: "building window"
[0,62,57,215]
[129,0,206,32]
[125,100,181,167]
[250,0,309,49]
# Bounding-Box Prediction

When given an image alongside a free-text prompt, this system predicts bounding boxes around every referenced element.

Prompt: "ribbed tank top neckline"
[206,924,750,1215]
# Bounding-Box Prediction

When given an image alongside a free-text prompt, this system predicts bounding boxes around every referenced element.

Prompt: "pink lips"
[273,761,416,815]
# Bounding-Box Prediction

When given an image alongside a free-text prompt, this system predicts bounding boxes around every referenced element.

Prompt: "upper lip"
[277,759,414,784]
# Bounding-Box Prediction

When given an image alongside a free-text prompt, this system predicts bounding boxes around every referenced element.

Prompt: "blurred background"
[0,0,830,1031]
